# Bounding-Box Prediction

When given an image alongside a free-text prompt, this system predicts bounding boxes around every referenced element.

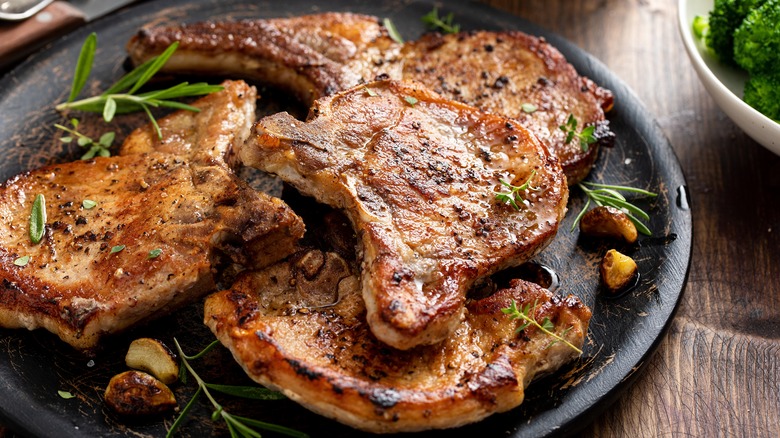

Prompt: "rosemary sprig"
[383,18,404,44]
[55,118,113,159]
[571,182,658,235]
[559,114,597,152]
[501,299,582,354]
[421,7,461,34]
[494,170,538,210]
[168,339,307,438]
[56,33,223,139]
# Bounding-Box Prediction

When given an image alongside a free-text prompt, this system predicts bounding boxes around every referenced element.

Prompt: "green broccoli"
[733,0,780,74]
[743,72,780,121]
[706,0,766,65]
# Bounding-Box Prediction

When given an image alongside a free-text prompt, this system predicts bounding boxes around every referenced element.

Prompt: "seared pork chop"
[126,13,401,105]
[242,80,568,349]
[204,249,591,433]
[0,84,304,349]
[402,31,615,185]
[120,80,256,170]
[126,14,613,183]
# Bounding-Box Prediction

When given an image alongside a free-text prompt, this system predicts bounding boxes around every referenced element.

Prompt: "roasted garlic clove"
[104,370,177,416]
[600,249,638,293]
[125,338,179,385]
[580,206,638,243]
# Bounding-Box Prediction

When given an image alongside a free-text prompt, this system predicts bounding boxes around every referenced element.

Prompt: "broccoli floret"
[706,0,767,65]
[743,72,780,121]
[733,0,780,74]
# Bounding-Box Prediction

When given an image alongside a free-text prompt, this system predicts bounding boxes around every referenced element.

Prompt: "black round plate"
[0,1,692,437]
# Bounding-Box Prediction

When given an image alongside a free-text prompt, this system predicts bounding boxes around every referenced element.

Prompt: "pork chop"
[120,79,256,170]
[204,249,591,433]
[401,31,615,185]
[0,84,304,349]
[126,13,402,105]
[126,14,613,184]
[241,80,568,349]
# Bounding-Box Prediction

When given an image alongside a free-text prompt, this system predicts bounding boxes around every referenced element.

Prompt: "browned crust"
[402,31,615,185]
[204,253,591,433]
[126,13,402,104]
[243,79,568,349]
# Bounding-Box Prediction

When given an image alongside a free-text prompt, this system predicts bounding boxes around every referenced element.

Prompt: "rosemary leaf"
[128,42,179,94]
[29,194,46,244]
[68,33,97,102]
[383,18,404,44]
[204,383,286,400]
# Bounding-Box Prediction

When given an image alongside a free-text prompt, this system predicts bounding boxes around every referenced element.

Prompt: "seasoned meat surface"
[126,13,402,105]
[126,15,613,184]
[242,80,568,349]
[0,84,304,349]
[120,80,256,170]
[402,31,615,185]
[205,249,591,433]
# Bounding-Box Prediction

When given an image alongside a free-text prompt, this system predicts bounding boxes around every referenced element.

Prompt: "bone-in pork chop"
[204,249,591,433]
[126,13,402,105]
[126,14,613,183]
[401,31,615,185]
[0,84,304,349]
[241,80,568,349]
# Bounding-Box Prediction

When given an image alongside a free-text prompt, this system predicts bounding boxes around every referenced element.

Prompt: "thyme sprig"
[168,339,307,438]
[55,118,113,159]
[501,299,582,354]
[56,33,223,139]
[494,170,538,210]
[560,114,597,152]
[571,182,658,235]
[421,7,461,34]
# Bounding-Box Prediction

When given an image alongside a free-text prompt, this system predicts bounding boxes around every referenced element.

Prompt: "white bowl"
[678,0,780,155]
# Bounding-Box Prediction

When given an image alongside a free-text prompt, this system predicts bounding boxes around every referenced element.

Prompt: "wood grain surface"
[480,0,780,436]
[0,0,777,437]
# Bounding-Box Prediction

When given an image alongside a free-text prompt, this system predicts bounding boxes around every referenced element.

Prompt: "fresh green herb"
[494,170,538,210]
[403,96,418,107]
[501,299,582,354]
[147,248,162,259]
[58,390,76,399]
[168,339,306,438]
[68,33,97,103]
[13,256,30,267]
[55,118,113,159]
[559,114,597,152]
[110,245,125,254]
[56,35,223,139]
[82,199,97,209]
[692,15,709,39]
[521,103,537,114]
[29,194,46,244]
[363,85,378,97]
[421,7,461,34]
[383,18,404,44]
[571,181,658,235]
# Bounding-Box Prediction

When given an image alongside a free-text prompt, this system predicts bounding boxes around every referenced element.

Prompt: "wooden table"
[0,0,778,436]
[482,0,780,436]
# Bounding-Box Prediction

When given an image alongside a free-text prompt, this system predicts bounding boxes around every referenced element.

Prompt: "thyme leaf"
[421,7,461,34]
[559,114,597,152]
[55,118,113,159]
[494,169,538,210]
[501,299,582,354]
